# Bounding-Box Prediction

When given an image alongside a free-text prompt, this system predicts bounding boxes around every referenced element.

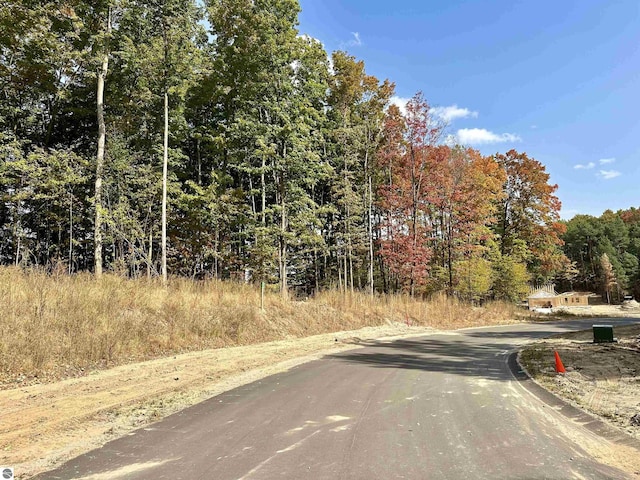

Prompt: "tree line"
[1,0,574,300]
[562,209,640,302]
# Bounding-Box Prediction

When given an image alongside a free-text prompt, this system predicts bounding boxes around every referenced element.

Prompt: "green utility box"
[593,324,615,343]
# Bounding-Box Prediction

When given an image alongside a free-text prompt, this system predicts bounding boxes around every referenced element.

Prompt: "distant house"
[527,285,594,309]
[527,286,557,309]
[554,291,592,307]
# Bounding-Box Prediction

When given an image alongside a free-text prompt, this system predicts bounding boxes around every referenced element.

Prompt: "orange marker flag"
[554,351,566,374]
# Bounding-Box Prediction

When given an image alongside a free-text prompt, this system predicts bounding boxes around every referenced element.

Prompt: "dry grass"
[0,266,530,387]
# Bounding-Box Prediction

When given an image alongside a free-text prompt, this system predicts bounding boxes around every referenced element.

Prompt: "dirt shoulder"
[1,322,437,479]
[8,317,639,479]
[519,324,640,442]
[531,303,640,319]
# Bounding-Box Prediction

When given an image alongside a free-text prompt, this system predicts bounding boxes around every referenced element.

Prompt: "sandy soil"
[533,302,640,318]
[0,322,437,479]
[519,322,640,477]
[520,324,640,442]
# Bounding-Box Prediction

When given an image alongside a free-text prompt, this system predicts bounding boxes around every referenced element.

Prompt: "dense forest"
[0,0,636,301]
[562,209,640,302]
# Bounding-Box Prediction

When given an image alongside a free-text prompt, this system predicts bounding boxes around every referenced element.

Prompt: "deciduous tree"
[377,93,441,295]
[493,149,567,284]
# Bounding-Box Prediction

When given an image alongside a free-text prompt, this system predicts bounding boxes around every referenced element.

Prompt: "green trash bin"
[593,324,614,343]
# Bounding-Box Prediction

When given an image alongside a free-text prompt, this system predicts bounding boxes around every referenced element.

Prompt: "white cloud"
[431,105,478,123]
[340,32,363,49]
[574,162,595,170]
[599,170,621,180]
[389,99,478,122]
[389,96,410,115]
[599,157,616,165]
[454,128,521,145]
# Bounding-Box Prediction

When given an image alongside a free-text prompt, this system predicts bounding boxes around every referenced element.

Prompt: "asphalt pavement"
[36,318,640,480]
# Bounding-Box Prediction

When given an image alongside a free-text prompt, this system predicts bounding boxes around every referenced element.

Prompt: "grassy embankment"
[0,266,530,387]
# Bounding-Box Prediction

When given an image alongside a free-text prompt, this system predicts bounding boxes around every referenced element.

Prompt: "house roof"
[557,291,594,297]
[528,290,594,299]
[528,290,556,299]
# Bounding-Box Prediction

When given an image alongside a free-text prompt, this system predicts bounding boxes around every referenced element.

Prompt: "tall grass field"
[0,267,527,386]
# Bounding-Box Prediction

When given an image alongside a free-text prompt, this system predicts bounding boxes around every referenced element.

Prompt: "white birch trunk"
[94,11,110,278]
[161,91,169,283]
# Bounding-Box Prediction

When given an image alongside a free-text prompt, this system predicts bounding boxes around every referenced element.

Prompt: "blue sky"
[297,0,640,219]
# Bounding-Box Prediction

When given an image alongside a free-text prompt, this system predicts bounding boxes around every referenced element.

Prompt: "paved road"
[38,319,639,479]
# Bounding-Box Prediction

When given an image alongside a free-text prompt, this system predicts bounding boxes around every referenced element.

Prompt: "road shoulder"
[511,333,640,477]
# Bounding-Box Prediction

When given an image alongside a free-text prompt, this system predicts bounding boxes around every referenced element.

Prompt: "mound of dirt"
[621,300,640,310]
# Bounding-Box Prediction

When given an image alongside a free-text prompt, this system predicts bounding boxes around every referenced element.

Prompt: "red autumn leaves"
[376,93,563,295]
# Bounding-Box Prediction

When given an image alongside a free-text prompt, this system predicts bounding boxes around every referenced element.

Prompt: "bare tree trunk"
[196,138,202,186]
[278,140,288,298]
[214,232,219,279]
[68,194,73,274]
[249,176,256,215]
[447,220,453,292]
[94,11,110,278]
[368,176,374,296]
[349,247,354,292]
[258,155,267,281]
[279,192,288,298]
[161,91,168,284]
[347,204,354,292]
[15,232,20,267]
[314,247,320,293]
[343,250,348,294]
[147,230,153,279]
[261,156,266,226]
